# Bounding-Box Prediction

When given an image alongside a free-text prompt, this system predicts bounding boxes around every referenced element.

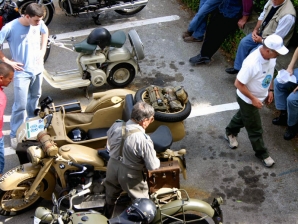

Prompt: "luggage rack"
[151,188,209,223]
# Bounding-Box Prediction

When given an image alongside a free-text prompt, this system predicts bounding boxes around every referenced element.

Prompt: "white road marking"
[188,102,239,118]
[2,15,180,49]
[3,101,239,155]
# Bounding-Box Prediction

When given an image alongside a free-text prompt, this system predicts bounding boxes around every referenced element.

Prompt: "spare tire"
[134,87,191,122]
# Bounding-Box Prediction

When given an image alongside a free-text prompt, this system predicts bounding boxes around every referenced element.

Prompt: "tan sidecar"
[15,88,187,163]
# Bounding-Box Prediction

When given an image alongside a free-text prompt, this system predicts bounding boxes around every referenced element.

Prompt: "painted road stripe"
[2,15,180,49]
[3,101,239,155]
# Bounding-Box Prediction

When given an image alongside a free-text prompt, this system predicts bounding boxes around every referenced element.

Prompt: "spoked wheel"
[163,214,209,224]
[114,6,146,15]
[0,178,47,216]
[134,87,192,122]
[17,0,54,26]
[107,63,135,88]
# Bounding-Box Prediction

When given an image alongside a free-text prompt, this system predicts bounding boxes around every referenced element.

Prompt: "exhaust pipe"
[98,0,148,13]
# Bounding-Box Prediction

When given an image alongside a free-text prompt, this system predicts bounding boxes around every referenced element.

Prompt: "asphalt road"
[1,0,298,223]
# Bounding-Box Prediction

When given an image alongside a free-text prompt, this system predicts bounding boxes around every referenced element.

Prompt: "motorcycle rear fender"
[106,59,138,77]
[0,163,56,200]
[152,198,217,223]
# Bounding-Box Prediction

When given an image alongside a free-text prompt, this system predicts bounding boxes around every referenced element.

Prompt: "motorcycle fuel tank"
[80,53,106,65]
[59,144,105,167]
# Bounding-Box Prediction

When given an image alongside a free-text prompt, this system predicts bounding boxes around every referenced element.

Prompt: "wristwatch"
[269,89,274,92]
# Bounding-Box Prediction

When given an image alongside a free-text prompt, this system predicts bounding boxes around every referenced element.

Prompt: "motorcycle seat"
[122,94,134,122]
[73,38,97,54]
[110,30,126,48]
[150,125,173,153]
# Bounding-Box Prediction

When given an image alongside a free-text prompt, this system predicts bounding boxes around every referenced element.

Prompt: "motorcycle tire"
[134,87,192,122]
[17,0,54,26]
[0,178,48,216]
[43,43,51,63]
[163,214,209,223]
[107,63,135,88]
[114,5,146,15]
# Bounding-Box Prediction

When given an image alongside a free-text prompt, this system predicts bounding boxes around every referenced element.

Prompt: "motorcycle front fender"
[152,198,219,224]
[0,163,56,200]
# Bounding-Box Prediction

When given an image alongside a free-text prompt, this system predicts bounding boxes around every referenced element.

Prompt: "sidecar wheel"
[163,214,209,223]
[134,87,192,122]
[0,178,48,216]
[115,6,146,15]
[107,63,135,88]
[18,0,54,26]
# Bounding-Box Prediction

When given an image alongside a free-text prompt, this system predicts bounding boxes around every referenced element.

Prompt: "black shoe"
[189,54,211,65]
[272,111,287,126]
[284,125,297,140]
[225,68,239,74]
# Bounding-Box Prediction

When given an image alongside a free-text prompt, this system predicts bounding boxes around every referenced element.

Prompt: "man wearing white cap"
[224,34,288,167]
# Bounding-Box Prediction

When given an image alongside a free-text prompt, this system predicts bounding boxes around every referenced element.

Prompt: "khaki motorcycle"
[34,188,223,224]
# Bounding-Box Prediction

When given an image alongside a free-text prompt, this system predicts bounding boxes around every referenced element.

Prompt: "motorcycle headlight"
[34,207,54,223]
[27,146,45,165]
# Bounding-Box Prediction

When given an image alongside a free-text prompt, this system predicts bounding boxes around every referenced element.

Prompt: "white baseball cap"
[263,34,289,55]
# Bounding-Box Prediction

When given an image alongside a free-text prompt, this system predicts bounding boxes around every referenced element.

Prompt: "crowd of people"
[0,0,297,218]
[184,0,298,167]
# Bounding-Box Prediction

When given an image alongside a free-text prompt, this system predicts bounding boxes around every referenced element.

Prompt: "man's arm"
[238,0,253,29]
[235,78,263,108]
[40,25,49,58]
[0,50,23,71]
[287,47,298,75]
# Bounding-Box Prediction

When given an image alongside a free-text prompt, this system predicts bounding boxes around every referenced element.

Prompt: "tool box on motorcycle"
[146,160,180,193]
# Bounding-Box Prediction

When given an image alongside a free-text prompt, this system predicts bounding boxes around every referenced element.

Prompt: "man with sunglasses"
[225,34,288,168]
[103,101,160,218]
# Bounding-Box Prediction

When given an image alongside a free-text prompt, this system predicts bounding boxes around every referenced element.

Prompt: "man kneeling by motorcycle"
[103,101,160,218]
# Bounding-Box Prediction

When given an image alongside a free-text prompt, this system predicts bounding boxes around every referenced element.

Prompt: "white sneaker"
[224,134,238,149]
[262,156,275,168]
[10,138,17,149]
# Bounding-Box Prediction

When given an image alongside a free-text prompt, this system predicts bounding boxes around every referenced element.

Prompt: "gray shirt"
[107,120,160,171]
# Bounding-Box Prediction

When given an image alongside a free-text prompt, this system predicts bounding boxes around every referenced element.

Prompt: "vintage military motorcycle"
[34,188,223,223]
[0,86,193,216]
[17,0,149,26]
[43,27,144,98]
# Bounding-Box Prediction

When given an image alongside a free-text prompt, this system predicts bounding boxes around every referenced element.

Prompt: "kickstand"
[83,86,90,99]
[92,14,101,25]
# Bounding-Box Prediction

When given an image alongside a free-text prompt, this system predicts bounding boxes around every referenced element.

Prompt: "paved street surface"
[1,0,298,223]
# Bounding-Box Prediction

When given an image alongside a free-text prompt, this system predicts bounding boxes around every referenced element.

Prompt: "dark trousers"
[226,96,269,159]
[201,10,238,58]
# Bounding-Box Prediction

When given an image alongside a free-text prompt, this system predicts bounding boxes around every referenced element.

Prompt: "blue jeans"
[274,69,298,126]
[0,137,4,174]
[188,0,222,39]
[10,74,43,138]
[234,33,261,70]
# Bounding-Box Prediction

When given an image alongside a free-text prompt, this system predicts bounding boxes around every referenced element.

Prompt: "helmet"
[87,28,111,49]
[126,198,156,223]
[67,128,87,142]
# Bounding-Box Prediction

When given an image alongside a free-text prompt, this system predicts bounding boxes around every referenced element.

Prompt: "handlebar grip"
[44,114,53,129]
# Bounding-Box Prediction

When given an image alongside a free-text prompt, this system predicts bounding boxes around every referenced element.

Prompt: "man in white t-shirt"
[225,34,288,167]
